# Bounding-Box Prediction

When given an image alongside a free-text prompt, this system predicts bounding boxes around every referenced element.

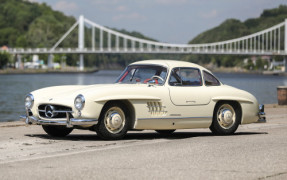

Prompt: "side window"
[117,65,167,85]
[133,68,156,82]
[203,71,220,86]
[169,69,181,86]
[169,68,202,86]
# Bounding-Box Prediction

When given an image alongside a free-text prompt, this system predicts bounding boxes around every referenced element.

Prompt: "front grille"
[38,104,73,119]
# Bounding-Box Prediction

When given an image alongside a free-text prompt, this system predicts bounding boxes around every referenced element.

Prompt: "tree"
[0,51,10,69]
[245,59,254,70]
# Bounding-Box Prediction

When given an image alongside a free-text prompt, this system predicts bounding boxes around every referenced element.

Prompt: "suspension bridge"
[2,15,287,71]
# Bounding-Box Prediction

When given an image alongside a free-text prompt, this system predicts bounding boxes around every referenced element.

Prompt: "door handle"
[186,100,196,103]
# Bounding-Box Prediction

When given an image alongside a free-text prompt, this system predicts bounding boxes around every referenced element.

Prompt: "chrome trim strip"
[146,106,166,108]
[20,115,98,127]
[70,118,99,125]
[259,104,264,112]
[39,120,68,125]
[138,116,212,120]
[257,104,266,123]
[38,110,73,113]
[257,117,266,123]
[258,112,266,118]
[54,110,74,113]
[66,112,72,128]
[38,117,69,121]
[20,115,26,120]
[257,112,266,123]
[148,110,167,113]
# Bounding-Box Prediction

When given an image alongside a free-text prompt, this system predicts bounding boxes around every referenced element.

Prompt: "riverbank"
[1,69,286,76]
[211,66,287,76]
[0,65,286,76]
[0,67,98,75]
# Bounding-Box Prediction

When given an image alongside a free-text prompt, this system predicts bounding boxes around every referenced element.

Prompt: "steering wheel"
[144,75,164,84]
[151,75,164,82]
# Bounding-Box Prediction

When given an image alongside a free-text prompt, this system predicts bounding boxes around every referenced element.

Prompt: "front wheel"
[42,125,73,137]
[209,102,241,135]
[95,103,129,140]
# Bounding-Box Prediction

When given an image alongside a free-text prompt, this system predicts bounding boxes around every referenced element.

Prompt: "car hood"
[31,83,162,104]
[31,84,117,100]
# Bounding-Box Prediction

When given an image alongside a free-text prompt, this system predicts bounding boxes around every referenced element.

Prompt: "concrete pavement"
[0,105,286,180]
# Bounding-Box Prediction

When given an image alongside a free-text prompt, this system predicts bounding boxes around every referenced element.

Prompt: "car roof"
[131,60,211,73]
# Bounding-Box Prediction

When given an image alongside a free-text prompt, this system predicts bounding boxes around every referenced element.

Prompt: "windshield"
[116,65,168,85]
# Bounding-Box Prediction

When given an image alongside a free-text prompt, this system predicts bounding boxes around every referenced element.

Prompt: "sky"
[34,0,286,44]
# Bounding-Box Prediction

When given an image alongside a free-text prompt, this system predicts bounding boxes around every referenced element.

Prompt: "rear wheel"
[95,103,129,140]
[155,130,175,135]
[42,125,73,137]
[209,102,241,135]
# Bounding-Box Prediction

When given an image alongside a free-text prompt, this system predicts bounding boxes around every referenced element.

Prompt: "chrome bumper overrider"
[20,115,98,128]
[257,104,266,123]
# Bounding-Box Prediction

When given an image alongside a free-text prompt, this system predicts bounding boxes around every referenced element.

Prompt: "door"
[168,67,210,106]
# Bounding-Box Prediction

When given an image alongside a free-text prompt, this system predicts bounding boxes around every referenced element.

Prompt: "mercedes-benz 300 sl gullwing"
[20,60,266,140]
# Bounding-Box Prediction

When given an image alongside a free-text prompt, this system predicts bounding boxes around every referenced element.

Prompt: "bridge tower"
[78,15,84,71]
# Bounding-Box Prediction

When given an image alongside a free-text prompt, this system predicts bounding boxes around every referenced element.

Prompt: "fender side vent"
[147,101,167,116]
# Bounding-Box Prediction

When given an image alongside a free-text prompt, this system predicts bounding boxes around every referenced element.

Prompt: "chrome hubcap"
[217,104,235,129]
[104,107,125,134]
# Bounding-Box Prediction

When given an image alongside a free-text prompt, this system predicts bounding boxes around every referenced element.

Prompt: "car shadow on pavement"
[124,131,268,140]
[25,131,268,141]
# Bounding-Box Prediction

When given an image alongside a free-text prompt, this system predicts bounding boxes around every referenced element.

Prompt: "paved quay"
[0,105,286,180]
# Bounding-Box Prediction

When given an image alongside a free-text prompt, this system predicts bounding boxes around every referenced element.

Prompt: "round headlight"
[25,94,34,109]
[74,94,85,111]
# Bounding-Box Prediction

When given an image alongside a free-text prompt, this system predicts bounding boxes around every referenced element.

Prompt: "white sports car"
[20,60,266,140]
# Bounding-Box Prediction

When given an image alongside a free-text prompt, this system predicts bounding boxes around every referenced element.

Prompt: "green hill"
[0,0,162,69]
[189,5,287,44]
[0,0,76,48]
[0,0,156,48]
[184,5,287,69]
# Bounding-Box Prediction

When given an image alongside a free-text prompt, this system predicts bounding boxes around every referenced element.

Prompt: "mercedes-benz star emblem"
[45,105,57,118]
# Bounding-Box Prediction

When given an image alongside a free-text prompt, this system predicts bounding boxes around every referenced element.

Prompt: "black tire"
[209,102,241,135]
[42,125,73,137]
[95,103,129,140]
[155,130,175,135]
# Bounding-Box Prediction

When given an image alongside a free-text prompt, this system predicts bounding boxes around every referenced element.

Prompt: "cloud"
[200,10,218,19]
[92,0,120,5]
[116,5,128,12]
[113,13,146,22]
[26,0,39,2]
[155,0,188,5]
[53,1,78,12]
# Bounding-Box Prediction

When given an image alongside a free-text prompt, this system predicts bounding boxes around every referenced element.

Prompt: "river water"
[0,70,286,122]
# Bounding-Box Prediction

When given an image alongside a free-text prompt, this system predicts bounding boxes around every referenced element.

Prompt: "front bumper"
[257,104,266,123]
[20,115,98,128]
